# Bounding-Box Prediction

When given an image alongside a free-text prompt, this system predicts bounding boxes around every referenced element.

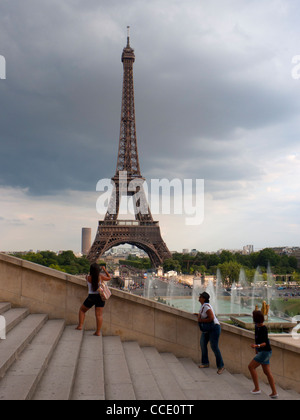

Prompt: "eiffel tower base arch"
[87,220,172,267]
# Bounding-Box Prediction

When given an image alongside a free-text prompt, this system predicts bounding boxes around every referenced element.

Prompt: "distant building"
[156,267,163,277]
[166,270,178,277]
[81,228,91,256]
[242,245,254,254]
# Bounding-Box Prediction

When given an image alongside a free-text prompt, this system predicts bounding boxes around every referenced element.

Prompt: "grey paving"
[71,331,105,400]
[0,313,48,379]
[142,346,186,399]
[0,319,64,400]
[103,335,136,400]
[33,325,82,400]
[123,341,163,400]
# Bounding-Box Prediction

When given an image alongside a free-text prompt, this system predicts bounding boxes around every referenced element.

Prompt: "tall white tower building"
[81,228,91,256]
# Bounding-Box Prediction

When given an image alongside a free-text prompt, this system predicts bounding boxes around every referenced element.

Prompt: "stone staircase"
[1,302,299,401]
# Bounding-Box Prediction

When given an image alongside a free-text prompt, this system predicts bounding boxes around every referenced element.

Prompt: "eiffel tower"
[88,28,172,267]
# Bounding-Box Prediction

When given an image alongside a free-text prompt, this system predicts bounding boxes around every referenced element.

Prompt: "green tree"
[13,250,90,275]
[256,248,280,268]
[49,264,66,272]
[218,261,242,285]
[288,256,298,270]
[57,250,76,266]
[163,258,181,273]
[219,250,234,264]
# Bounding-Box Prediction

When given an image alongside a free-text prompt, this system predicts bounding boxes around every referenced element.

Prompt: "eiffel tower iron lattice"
[88,28,172,267]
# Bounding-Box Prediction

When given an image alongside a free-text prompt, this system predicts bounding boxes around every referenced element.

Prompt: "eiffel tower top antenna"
[127,26,130,46]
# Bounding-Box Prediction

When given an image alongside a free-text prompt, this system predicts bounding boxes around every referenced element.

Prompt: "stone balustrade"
[0,252,299,393]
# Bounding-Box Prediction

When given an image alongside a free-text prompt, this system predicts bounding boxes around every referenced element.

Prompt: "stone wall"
[0,252,299,393]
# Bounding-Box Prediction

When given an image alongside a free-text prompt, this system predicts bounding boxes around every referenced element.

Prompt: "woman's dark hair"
[252,310,264,324]
[90,263,101,292]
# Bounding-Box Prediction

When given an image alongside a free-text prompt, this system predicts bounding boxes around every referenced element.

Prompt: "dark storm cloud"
[134,40,297,184]
[0,0,122,195]
[0,0,299,199]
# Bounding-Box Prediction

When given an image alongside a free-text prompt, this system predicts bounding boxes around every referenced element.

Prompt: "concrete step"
[33,325,83,400]
[2,307,30,334]
[0,313,48,379]
[71,331,105,400]
[234,373,300,401]
[103,335,136,400]
[234,373,278,400]
[258,378,300,400]
[0,302,11,315]
[123,341,163,400]
[175,357,218,400]
[198,365,270,400]
[142,347,186,400]
[162,353,260,400]
[285,389,300,400]
[161,354,219,400]
[0,318,65,400]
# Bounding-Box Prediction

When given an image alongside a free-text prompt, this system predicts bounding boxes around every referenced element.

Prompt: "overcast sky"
[1,0,300,254]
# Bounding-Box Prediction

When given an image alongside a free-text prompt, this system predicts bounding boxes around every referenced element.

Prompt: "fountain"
[166,278,176,307]
[230,311,296,332]
[230,266,297,332]
[160,265,297,333]
[206,279,218,314]
[230,282,238,315]
[251,266,264,310]
[215,269,222,313]
[238,268,250,309]
[143,274,154,299]
[192,278,203,313]
[266,262,275,307]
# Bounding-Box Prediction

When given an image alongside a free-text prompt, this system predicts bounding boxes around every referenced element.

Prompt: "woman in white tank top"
[76,263,111,336]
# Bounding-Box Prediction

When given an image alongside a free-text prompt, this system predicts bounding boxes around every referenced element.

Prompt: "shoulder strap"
[201,303,210,314]
[98,274,103,285]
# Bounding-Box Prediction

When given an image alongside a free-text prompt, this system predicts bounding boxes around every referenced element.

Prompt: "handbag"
[199,303,214,332]
[199,321,214,333]
[98,281,111,301]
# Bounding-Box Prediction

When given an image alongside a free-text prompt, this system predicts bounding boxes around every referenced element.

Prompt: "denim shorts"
[254,350,272,365]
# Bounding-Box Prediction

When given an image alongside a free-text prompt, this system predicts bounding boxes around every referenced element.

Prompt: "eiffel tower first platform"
[88,28,172,267]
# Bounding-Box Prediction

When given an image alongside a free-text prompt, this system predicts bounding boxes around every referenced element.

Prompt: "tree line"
[11,247,300,285]
[12,250,90,275]
[162,248,300,285]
